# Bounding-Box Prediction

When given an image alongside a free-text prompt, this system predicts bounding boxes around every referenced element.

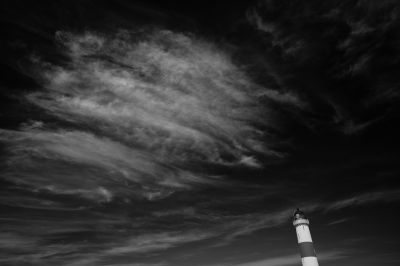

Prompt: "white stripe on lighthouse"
[296,224,313,243]
[301,256,319,266]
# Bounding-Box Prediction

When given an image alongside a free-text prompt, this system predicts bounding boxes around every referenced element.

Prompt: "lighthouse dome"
[293,208,306,220]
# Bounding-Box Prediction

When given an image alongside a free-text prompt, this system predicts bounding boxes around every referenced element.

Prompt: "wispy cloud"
[0,128,199,202]
[325,190,400,211]
[248,0,400,134]
[1,29,303,207]
[28,29,291,168]
[220,208,293,241]
[203,250,346,266]
[0,219,217,265]
[104,230,215,255]
[327,217,352,226]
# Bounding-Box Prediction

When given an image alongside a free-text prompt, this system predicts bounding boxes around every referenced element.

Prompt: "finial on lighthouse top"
[292,208,309,226]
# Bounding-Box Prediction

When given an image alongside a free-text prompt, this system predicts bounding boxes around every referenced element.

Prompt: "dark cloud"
[248,0,400,134]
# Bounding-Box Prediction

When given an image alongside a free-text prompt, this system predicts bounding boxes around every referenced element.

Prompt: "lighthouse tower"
[293,209,319,266]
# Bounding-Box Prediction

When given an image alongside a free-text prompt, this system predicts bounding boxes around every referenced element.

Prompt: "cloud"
[104,230,215,255]
[0,232,94,265]
[42,186,113,203]
[325,190,400,211]
[0,128,204,202]
[327,217,352,226]
[231,254,300,266]
[248,0,400,134]
[100,263,166,266]
[0,233,38,250]
[1,28,307,210]
[0,214,217,265]
[28,29,292,168]
[0,28,306,207]
[256,89,306,108]
[204,250,346,266]
[221,208,293,241]
[338,118,377,135]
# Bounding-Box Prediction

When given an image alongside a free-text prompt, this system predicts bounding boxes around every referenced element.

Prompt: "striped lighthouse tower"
[293,209,319,266]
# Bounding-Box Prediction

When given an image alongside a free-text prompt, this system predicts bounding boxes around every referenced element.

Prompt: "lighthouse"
[293,209,319,266]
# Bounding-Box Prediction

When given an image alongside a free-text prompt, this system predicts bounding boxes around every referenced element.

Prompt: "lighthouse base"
[301,256,319,266]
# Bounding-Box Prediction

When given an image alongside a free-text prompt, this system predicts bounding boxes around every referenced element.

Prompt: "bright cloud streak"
[28,29,287,167]
[2,29,302,202]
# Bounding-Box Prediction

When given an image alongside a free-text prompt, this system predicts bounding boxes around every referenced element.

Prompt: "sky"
[1,0,400,265]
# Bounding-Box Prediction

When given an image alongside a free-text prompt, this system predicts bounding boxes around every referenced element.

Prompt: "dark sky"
[1,1,400,266]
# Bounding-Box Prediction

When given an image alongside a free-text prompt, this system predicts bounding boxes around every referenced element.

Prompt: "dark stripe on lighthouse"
[299,242,316,258]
